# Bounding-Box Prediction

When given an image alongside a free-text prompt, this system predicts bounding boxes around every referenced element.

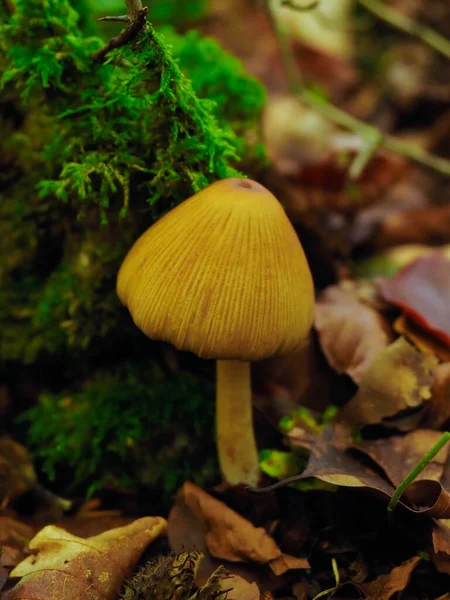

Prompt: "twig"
[358,0,450,60]
[387,431,450,513]
[93,1,148,63]
[266,3,450,177]
[98,15,129,22]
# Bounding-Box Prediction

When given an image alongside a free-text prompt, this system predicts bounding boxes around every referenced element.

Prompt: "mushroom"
[117,178,314,487]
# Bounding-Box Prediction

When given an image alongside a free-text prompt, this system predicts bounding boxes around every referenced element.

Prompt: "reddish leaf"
[379,255,450,347]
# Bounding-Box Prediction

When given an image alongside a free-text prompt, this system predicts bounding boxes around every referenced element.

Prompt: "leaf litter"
[2,0,450,599]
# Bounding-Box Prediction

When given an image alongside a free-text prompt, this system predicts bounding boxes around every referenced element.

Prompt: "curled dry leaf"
[340,337,438,426]
[3,516,167,600]
[177,482,280,564]
[379,254,450,347]
[314,281,393,383]
[394,315,450,362]
[406,480,450,518]
[358,556,421,600]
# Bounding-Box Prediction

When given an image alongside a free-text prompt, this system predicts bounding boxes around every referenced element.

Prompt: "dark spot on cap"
[231,178,263,192]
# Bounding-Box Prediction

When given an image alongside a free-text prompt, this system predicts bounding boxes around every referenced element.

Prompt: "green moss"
[22,363,217,496]
[0,0,265,362]
[0,0,265,499]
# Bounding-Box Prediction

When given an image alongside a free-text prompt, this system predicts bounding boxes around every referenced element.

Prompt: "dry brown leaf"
[0,439,37,508]
[3,516,167,600]
[268,553,310,576]
[425,363,450,428]
[314,282,393,383]
[226,574,261,600]
[340,337,438,426]
[179,482,281,564]
[358,556,421,599]
[299,423,393,495]
[431,521,450,575]
[357,429,450,487]
[260,423,450,518]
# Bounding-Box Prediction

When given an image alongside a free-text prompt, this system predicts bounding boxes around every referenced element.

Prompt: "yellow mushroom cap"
[117,178,314,361]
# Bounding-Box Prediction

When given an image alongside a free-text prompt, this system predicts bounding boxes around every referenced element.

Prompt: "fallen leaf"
[3,516,167,600]
[0,517,35,560]
[300,423,393,495]
[431,521,450,575]
[268,553,310,576]
[356,430,450,487]
[340,337,438,426]
[178,482,281,564]
[406,480,450,518]
[257,423,450,518]
[314,282,393,383]
[227,574,261,600]
[358,556,421,599]
[394,315,450,362]
[426,363,450,428]
[0,439,37,508]
[379,255,450,347]
[262,422,395,499]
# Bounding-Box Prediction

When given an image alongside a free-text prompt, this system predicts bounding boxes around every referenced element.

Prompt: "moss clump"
[0,0,265,362]
[0,0,265,497]
[22,364,217,497]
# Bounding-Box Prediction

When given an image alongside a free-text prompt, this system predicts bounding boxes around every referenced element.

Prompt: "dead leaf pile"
[2,517,167,600]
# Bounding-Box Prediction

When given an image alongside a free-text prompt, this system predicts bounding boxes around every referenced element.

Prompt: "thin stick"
[387,431,450,513]
[266,3,450,177]
[93,1,148,63]
[358,0,450,60]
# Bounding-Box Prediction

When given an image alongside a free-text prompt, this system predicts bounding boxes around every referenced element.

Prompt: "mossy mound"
[0,0,265,497]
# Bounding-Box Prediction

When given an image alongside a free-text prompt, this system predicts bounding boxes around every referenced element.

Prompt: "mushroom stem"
[216,360,260,486]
